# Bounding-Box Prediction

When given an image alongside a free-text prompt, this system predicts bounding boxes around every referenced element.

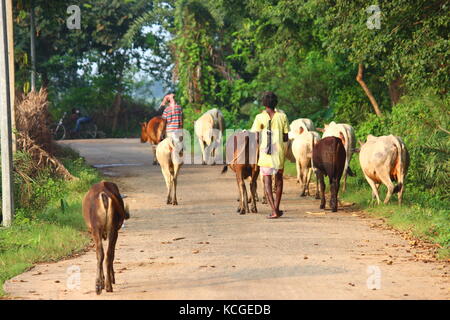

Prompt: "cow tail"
[392,136,405,194]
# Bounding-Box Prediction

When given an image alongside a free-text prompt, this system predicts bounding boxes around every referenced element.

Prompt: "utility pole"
[0,0,15,227]
[30,0,36,91]
[6,0,16,152]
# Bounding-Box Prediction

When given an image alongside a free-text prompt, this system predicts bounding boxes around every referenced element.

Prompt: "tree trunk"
[356,63,382,117]
[388,77,404,106]
[111,93,122,133]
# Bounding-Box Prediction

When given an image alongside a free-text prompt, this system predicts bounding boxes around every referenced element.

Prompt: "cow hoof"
[96,285,102,295]
[332,208,338,212]
[315,194,320,200]
[251,207,257,213]
[202,162,206,165]
[236,207,241,213]
[172,201,178,206]
[320,204,325,209]
[300,192,306,197]
[167,200,172,204]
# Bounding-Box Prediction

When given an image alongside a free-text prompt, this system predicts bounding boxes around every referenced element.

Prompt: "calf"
[312,136,346,212]
[82,181,130,295]
[292,128,321,197]
[140,116,166,165]
[222,131,260,214]
[321,121,356,192]
[359,134,409,205]
[194,108,225,165]
[156,136,184,205]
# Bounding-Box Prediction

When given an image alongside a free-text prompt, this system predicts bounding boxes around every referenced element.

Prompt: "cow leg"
[305,167,313,196]
[152,145,158,165]
[238,180,248,214]
[330,177,340,212]
[295,160,301,184]
[397,177,405,206]
[93,231,105,295]
[342,171,347,193]
[365,175,381,205]
[235,175,244,213]
[379,172,395,204]
[250,176,258,213]
[317,171,326,209]
[161,167,172,204]
[313,169,320,199]
[198,138,206,165]
[105,230,118,292]
[242,180,250,214]
[300,166,309,197]
[172,164,181,205]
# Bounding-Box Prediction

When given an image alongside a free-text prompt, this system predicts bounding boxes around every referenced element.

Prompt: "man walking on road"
[159,92,184,159]
[251,92,289,219]
[159,92,183,137]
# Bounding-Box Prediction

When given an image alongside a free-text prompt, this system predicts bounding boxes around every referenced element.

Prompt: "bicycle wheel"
[50,124,66,140]
[80,123,97,139]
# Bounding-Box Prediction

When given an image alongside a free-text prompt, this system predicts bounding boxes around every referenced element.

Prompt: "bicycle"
[50,112,98,140]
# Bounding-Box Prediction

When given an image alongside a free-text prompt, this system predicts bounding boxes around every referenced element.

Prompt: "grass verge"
[284,160,450,259]
[0,146,100,297]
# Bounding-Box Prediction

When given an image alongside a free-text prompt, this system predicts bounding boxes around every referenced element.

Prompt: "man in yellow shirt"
[251,92,289,219]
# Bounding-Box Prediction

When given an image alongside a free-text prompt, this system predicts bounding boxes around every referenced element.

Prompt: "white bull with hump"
[288,118,316,140]
[321,121,356,192]
[156,136,184,205]
[359,134,409,205]
[291,128,321,198]
[194,108,225,165]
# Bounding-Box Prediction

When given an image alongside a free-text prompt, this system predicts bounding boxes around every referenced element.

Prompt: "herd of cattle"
[139,108,410,214]
[83,108,409,294]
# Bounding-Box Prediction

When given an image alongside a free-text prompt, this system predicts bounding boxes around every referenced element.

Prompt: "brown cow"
[82,181,130,295]
[140,116,166,165]
[222,131,260,214]
[312,136,346,212]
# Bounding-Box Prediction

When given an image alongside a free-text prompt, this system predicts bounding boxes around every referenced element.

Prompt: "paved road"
[4,139,449,299]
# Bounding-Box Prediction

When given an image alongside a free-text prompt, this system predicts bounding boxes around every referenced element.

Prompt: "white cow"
[291,129,321,198]
[194,108,225,165]
[156,137,184,205]
[289,118,316,139]
[359,135,409,205]
[322,121,356,192]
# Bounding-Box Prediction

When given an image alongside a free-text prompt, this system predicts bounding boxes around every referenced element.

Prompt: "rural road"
[4,139,449,299]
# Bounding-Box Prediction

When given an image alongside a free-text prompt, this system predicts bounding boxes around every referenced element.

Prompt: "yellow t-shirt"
[250,110,289,169]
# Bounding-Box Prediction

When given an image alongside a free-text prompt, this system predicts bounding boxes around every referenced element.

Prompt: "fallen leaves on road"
[306,211,326,215]
[192,250,200,254]
[173,237,186,241]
